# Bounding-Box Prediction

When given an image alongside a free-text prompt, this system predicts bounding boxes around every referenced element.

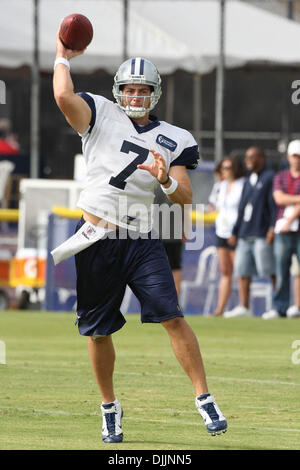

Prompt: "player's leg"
[88,335,116,404]
[161,316,208,396]
[74,224,127,443]
[88,334,123,443]
[129,236,227,435]
[161,316,227,435]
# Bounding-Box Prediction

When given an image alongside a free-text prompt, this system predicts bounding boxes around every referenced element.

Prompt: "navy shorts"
[74,219,183,337]
[215,235,235,251]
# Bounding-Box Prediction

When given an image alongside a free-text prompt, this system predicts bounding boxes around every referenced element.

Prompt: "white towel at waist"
[51,221,114,265]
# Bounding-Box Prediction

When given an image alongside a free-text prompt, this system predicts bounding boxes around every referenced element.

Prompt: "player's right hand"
[56,31,86,60]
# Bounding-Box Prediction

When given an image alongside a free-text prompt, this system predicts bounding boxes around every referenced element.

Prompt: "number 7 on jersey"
[109,140,149,190]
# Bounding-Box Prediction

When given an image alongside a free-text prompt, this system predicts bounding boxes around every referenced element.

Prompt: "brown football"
[59,13,93,51]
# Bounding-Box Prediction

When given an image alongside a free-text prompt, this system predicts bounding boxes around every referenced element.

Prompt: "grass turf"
[0,310,299,450]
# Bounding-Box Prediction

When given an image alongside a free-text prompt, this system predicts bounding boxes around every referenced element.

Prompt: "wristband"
[161,176,178,195]
[159,175,170,185]
[54,57,70,70]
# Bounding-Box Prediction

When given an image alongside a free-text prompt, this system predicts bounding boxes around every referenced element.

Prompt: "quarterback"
[53,33,227,443]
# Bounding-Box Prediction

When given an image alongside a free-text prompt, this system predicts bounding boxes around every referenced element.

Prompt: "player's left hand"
[137,149,168,184]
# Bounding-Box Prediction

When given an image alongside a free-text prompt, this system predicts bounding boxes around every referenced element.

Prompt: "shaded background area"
[1,64,300,181]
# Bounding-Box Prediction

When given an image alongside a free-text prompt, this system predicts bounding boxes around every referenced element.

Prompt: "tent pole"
[193,73,202,154]
[30,0,40,178]
[214,0,225,163]
[165,74,174,124]
[287,0,294,20]
[123,0,128,61]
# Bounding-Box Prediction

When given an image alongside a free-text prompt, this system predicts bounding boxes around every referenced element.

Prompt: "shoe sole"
[102,434,123,443]
[209,429,227,436]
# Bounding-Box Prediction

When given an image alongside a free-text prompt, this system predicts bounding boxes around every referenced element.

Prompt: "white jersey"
[76,93,199,232]
[215,177,245,239]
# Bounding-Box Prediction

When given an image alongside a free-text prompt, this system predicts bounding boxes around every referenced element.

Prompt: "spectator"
[287,255,300,318]
[210,156,246,316]
[224,146,276,318]
[262,140,300,319]
[207,160,224,212]
[0,118,20,155]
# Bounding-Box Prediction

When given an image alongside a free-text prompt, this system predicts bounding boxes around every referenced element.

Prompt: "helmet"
[112,57,162,118]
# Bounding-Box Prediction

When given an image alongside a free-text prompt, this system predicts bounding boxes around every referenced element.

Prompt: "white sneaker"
[262,309,280,320]
[101,399,123,443]
[195,393,227,436]
[223,305,252,318]
[286,305,300,319]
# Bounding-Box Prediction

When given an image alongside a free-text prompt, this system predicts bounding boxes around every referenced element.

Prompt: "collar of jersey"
[130,115,160,134]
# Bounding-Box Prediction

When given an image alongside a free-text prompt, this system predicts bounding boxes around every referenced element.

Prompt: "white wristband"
[54,57,70,70]
[161,176,178,195]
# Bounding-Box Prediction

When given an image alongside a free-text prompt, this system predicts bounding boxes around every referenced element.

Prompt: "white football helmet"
[112,57,162,118]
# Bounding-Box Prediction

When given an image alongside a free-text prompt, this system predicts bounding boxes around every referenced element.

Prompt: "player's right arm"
[53,34,91,134]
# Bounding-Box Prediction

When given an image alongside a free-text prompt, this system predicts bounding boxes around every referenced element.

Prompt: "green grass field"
[0,310,299,450]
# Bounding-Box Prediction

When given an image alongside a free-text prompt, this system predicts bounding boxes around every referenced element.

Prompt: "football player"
[53,33,227,443]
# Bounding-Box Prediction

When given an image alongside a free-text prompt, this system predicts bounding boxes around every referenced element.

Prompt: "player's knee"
[90,334,108,342]
[161,316,183,331]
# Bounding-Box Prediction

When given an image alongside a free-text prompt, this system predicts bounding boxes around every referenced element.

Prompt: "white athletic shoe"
[195,393,227,436]
[223,305,252,318]
[286,305,300,319]
[101,399,123,443]
[261,309,280,320]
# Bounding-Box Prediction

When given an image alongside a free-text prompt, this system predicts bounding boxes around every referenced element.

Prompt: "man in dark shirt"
[224,146,276,318]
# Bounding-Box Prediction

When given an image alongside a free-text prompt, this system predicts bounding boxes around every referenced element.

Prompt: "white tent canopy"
[1,0,300,74]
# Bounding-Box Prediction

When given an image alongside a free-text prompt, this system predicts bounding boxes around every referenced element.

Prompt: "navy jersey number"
[109,140,149,190]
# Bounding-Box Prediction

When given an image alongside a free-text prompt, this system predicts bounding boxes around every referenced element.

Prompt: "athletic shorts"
[234,237,275,277]
[215,235,235,251]
[74,218,183,336]
[163,241,183,270]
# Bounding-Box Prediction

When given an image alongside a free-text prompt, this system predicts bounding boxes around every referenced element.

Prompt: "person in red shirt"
[262,140,300,319]
[0,119,19,155]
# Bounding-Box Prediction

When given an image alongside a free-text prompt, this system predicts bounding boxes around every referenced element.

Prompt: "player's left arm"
[167,165,193,206]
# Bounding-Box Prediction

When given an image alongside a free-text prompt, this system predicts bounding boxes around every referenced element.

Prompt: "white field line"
[116,371,300,387]
[1,405,300,434]
[6,365,300,387]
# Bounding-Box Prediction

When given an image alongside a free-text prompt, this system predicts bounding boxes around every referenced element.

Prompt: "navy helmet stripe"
[140,59,144,75]
[131,58,136,75]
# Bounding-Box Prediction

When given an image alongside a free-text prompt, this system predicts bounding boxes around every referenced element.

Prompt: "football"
[59,13,93,51]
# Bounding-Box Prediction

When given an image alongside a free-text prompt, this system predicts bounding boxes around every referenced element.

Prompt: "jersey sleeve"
[76,93,111,137]
[77,92,96,134]
[170,144,199,169]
